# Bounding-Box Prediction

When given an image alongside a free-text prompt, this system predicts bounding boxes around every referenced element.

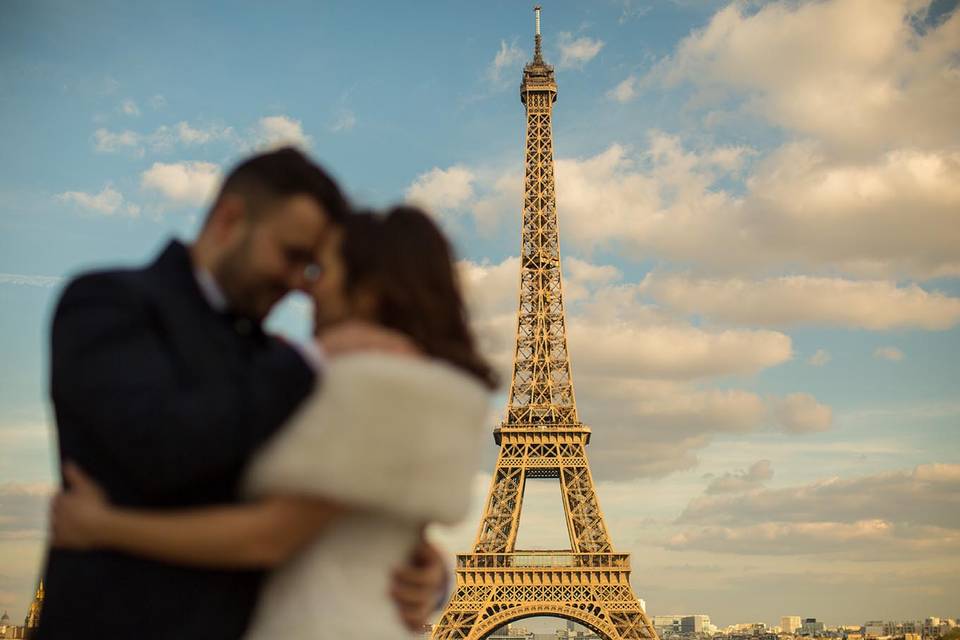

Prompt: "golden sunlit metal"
[431,8,659,640]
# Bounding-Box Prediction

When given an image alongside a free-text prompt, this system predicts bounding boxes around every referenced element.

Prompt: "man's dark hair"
[209,147,349,224]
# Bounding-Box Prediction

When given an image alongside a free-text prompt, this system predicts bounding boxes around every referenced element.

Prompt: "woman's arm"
[51,462,343,569]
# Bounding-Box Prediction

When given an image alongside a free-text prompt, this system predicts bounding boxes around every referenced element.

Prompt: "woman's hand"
[50,461,113,550]
[390,527,449,631]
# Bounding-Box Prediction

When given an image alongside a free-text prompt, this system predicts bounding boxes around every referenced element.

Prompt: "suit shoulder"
[56,267,148,314]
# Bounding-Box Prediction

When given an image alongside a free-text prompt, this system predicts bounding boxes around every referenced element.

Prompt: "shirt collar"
[194,267,228,313]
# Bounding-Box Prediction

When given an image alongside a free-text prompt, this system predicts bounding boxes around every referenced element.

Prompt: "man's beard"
[214,238,276,321]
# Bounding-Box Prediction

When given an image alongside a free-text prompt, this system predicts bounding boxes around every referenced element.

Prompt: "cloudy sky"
[1,0,958,627]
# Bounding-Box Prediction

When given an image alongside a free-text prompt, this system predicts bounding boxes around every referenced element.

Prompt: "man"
[38,148,445,638]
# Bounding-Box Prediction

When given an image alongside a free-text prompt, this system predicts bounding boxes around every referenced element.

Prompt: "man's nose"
[289,263,318,292]
[287,267,309,292]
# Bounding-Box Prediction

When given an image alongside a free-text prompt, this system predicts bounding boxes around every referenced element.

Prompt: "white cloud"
[141,161,221,207]
[99,75,120,96]
[405,166,476,215]
[330,110,356,133]
[470,170,522,234]
[569,321,793,381]
[171,121,233,146]
[0,482,53,540]
[93,128,141,153]
[641,273,960,330]
[551,136,756,255]
[740,143,960,279]
[618,0,653,25]
[459,255,794,383]
[652,0,960,152]
[558,1,960,288]
[770,392,833,434]
[119,98,140,117]
[678,463,960,528]
[667,520,960,557]
[607,75,638,103]
[705,460,774,494]
[808,349,832,367]
[458,255,832,480]
[580,383,833,480]
[250,115,311,150]
[94,121,234,154]
[488,39,526,88]
[429,116,959,279]
[56,185,139,217]
[0,274,62,288]
[874,346,905,362]
[591,381,769,432]
[562,258,622,304]
[497,137,957,280]
[556,32,605,69]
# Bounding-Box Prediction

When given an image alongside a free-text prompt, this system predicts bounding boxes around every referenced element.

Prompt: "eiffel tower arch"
[432,7,658,640]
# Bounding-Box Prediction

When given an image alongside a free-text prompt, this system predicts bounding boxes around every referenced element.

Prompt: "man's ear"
[208,194,248,243]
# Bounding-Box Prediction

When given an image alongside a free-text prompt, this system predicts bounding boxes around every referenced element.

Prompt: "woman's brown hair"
[340,206,497,390]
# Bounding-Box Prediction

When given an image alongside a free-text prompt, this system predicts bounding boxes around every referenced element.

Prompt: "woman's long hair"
[340,206,497,390]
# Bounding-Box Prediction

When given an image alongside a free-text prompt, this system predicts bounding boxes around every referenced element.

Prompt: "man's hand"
[389,533,449,632]
[318,320,419,359]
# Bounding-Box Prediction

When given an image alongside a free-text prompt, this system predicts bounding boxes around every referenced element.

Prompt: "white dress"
[241,353,490,639]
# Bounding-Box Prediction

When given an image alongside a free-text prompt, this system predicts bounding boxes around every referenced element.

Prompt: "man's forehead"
[267,195,331,241]
[319,224,343,244]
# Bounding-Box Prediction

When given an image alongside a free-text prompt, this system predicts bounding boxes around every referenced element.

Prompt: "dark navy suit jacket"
[37,240,316,639]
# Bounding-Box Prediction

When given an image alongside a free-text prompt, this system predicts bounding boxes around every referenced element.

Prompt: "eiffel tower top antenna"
[534,5,543,61]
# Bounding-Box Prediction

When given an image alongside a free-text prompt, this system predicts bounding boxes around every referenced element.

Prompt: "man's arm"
[53,462,449,628]
[51,274,315,498]
[51,463,341,568]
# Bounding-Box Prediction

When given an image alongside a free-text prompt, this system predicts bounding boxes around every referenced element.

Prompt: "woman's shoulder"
[321,352,490,412]
[244,351,492,518]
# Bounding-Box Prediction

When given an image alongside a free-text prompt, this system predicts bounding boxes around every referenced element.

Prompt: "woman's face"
[310,229,350,329]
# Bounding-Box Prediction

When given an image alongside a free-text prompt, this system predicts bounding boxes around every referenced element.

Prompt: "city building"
[488,623,531,639]
[654,616,684,637]
[0,610,25,639]
[653,615,716,638]
[683,616,713,634]
[864,621,886,638]
[782,617,802,634]
[22,582,43,640]
[860,618,960,640]
[801,619,826,636]
[727,623,769,634]
[925,619,944,638]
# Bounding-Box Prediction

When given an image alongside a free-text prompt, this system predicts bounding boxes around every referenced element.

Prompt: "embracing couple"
[37,148,496,639]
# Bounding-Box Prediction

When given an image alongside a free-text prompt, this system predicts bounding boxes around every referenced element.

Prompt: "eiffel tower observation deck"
[432,7,659,640]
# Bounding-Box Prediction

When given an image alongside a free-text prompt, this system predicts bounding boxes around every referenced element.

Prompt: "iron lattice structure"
[432,8,659,640]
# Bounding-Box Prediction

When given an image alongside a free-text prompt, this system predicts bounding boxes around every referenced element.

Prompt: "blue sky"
[1,0,959,628]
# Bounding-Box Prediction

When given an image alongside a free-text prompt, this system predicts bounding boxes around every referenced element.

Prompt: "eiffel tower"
[432,7,658,640]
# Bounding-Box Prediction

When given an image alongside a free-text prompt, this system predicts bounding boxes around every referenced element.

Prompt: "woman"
[50,206,496,639]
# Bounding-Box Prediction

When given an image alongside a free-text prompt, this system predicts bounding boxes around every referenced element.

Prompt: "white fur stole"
[243,352,491,524]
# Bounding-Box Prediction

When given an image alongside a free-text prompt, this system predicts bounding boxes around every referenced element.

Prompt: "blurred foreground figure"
[38,150,449,639]
[50,207,496,639]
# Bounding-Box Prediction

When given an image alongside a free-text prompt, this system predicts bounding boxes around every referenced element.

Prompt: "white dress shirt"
[194,267,325,373]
